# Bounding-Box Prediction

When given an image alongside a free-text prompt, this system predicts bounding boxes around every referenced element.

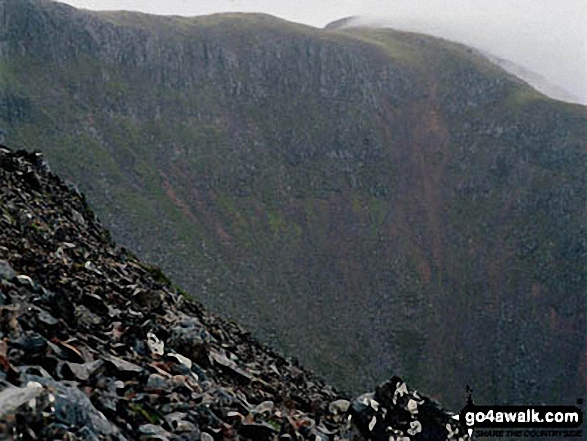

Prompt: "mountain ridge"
[322,14,586,106]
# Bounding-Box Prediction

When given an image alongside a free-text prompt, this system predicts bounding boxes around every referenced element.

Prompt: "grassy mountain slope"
[1,0,586,408]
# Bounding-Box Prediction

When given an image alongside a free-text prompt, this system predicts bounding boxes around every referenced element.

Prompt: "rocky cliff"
[1,0,586,410]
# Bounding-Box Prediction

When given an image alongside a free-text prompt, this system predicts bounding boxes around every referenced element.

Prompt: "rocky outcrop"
[0,147,470,439]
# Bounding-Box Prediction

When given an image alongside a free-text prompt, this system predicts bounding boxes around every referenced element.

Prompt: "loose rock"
[0,148,467,440]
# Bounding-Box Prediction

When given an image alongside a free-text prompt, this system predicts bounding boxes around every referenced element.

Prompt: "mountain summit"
[1,0,586,410]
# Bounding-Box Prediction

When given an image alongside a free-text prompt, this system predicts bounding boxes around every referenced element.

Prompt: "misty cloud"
[351,0,587,105]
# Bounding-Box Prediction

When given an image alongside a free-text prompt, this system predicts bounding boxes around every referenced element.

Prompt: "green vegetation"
[129,403,161,425]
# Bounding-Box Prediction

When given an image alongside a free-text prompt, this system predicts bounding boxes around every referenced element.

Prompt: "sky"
[60,0,587,105]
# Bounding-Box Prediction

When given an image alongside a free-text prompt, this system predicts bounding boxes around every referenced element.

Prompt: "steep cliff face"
[1,0,586,409]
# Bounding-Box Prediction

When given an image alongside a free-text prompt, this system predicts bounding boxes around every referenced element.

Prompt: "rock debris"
[0,146,468,440]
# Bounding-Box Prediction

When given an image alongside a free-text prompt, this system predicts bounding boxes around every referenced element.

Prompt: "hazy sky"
[60,0,587,104]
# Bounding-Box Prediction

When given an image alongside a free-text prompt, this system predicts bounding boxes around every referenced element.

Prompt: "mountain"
[324,15,586,107]
[0,145,466,440]
[323,16,359,30]
[1,0,586,410]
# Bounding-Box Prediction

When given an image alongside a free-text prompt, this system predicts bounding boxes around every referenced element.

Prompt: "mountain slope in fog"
[330,9,586,106]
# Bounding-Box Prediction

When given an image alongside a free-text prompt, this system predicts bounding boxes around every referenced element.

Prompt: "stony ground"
[0,145,468,440]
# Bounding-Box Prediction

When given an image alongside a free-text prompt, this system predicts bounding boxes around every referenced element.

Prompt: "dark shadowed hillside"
[1,0,586,410]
